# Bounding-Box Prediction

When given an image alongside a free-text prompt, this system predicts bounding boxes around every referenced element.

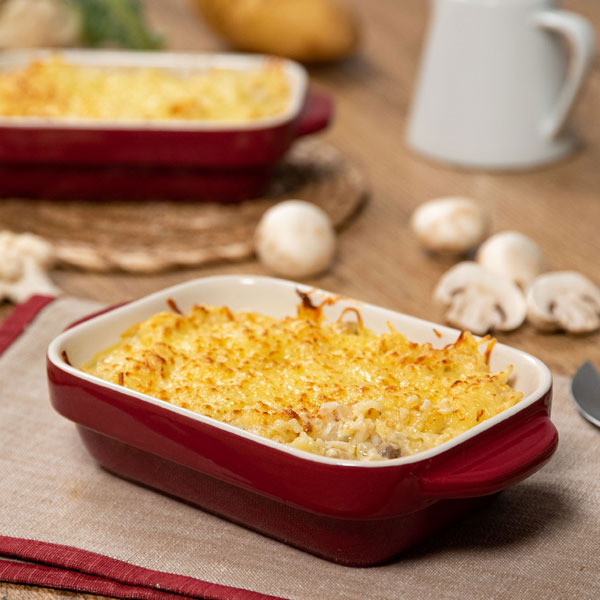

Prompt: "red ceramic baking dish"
[47,276,557,566]
[0,50,332,201]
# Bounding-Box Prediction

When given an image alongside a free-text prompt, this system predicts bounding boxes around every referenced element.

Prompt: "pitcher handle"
[534,10,595,140]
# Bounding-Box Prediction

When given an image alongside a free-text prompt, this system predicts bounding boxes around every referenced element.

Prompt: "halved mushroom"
[526,271,600,334]
[434,262,527,335]
[477,231,546,291]
[0,230,59,303]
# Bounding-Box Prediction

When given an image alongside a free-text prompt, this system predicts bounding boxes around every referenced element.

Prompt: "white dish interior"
[0,49,307,131]
[48,275,552,467]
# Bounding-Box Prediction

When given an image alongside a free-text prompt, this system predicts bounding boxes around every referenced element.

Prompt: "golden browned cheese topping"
[80,301,523,460]
[0,55,290,122]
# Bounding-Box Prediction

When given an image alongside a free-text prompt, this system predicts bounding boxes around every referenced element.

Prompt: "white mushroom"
[255,200,336,279]
[434,261,527,335]
[0,231,59,303]
[526,271,600,334]
[477,231,546,290]
[411,196,490,254]
[0,0,81,48]
[0,243,23,282]
[9,231,55,267]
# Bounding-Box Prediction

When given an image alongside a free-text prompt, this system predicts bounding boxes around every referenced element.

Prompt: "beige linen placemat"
[1,297,599,600]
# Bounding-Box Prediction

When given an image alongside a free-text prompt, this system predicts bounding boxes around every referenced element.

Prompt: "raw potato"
[194,0,360,62]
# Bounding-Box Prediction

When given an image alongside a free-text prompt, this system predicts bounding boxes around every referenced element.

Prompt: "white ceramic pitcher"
[406,0,596,169]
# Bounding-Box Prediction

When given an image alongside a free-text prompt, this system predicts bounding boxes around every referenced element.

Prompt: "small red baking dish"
[46,276,557,566]
[0,50,332,201]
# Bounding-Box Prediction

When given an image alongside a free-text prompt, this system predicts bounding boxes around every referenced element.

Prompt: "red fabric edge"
[0,558,192,600]
[0,299,287,600]
[0,538,283,600]
[0,295,55,356]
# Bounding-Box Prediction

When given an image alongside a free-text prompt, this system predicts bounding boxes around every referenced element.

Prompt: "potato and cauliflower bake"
[0,54,290,122]
[81,296,522,461]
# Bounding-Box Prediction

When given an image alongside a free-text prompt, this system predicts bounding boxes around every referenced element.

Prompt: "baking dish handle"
[420,415,558,499]
[295,91,334,138]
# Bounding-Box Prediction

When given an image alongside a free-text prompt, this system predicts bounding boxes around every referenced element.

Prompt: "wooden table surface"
[2,0,599,598]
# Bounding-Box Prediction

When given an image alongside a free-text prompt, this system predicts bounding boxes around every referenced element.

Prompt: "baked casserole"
[0,54,290,122]
[80,294,522,461]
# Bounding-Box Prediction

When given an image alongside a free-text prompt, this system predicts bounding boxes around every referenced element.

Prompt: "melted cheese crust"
[0,55,290,122]
[81,303,523,461]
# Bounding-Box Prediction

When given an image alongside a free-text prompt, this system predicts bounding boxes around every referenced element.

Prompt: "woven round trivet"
[0,139,367,272]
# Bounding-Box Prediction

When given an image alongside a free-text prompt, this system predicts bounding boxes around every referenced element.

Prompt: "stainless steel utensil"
[571,361,600,428]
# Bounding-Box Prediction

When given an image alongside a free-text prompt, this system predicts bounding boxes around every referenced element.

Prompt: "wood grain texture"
[1,0,599,597]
